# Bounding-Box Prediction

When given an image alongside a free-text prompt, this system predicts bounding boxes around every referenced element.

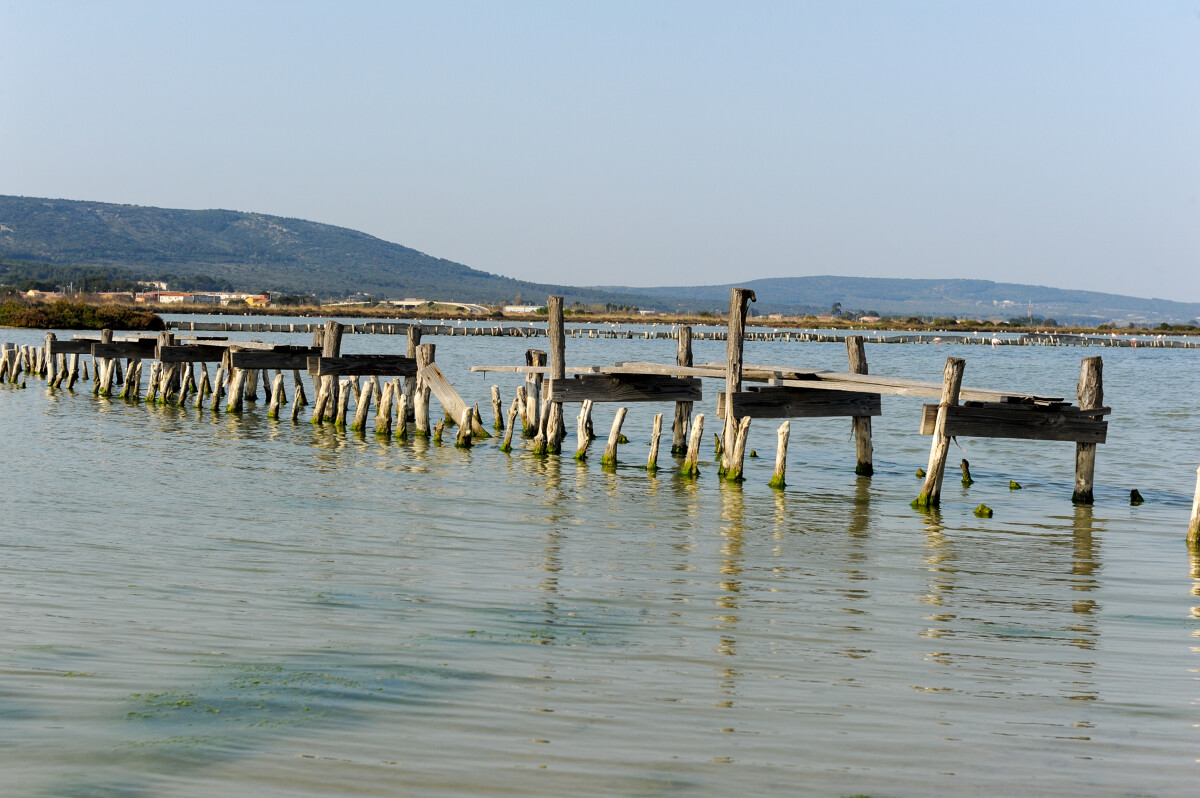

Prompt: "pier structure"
[7,286,1172,523]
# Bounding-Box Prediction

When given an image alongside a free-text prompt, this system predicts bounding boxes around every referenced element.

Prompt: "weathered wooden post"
[680,413,705,477]
[94,329,113,396]
[725,416,752,482]
[600,407,628,467]
[268,373,286,419]
[1188,465,1200,549]
[542,296,566,453]
[846,335,874,475]
[334,379,352,427]
[1072,357,1103,504]
[375,381,395,435]
[44,333,57,386]
[523,350,546,436]
[500,398,519,452]
[322,320,344,422]
[394,390,409,440]
[722,288,756,475]
[491,385,503,430]
[226,368,247,413]
[292,370,307,406]
[67,353,80,389]
[769,421,790,489]
[455,407,473,447]
[671,326,693,455]
[647,412,663,471]
[914,357,966,508]
[574,400,594,460]
[414,343,434,435]
[405,324,421,420]
[350,379,372,431]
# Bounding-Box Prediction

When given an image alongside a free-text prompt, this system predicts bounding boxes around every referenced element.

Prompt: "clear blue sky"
[2,1,1197,300]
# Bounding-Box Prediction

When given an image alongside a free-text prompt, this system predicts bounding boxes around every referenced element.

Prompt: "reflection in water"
[715,482,745,705]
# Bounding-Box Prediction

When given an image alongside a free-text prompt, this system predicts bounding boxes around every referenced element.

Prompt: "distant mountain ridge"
[2,195,1196,324]
[610,276,1200,324]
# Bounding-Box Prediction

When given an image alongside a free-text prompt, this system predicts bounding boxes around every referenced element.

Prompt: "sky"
[1,1,1197,300]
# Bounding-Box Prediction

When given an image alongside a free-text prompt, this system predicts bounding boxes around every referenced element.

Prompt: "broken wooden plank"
[718,386,882,419]
[90,340,158,359]
[309,355,418,378]
[229,346,322,371]
[546,374,702,404]
[418,362,488,436]
[918,403,1108,443]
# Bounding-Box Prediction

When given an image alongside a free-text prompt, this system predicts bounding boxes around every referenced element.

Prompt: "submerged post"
[671,326,693,454]
[722,288,756,475]
[1072,357,1103,504]
[846,335,874,476]
[914,357,966,508]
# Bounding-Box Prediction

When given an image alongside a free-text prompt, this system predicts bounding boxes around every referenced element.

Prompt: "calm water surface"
[1,324,1198,797]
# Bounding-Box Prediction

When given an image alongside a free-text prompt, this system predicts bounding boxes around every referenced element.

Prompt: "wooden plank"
[232,347,322,370]
[718,387,881,419]
[158,344,229,363]
[49,338,95,355]
[310,355,418,377]
[90,340,157,359]
[919,403,1108,443]
[547,375,702,404]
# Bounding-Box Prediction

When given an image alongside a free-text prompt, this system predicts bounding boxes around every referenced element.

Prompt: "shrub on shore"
[0,299,165,331]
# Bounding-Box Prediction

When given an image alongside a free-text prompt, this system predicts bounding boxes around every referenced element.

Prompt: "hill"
[0,195,649,307]
[2,195,1196,324]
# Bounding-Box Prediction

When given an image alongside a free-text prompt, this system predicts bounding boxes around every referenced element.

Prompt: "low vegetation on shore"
[0,299,165,330]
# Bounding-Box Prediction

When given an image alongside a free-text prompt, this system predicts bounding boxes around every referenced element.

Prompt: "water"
[2,324,1198,797]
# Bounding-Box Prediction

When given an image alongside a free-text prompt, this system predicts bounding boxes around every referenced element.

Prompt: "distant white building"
[503,305,542,314]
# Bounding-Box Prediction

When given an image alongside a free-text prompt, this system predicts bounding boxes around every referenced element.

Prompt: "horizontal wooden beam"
[157,344,229,363]
[718,387,882,419]
[47,339,95,355]
[546,375,702,403]
[310,355,417,377]
[91,341,158,359]
[919,403,1108,443]
[230,346,321,370]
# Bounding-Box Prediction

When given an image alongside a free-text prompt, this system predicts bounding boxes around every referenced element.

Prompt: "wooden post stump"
[455,407,473,447]
[601,407,628,467]
[846,335,874,475]
[395,391,409,440]
[914,357,966,508]
[374,380,394,435]
[491,385,503,430]
[414,343,434,435]
[1072,357,1103,504]
[546,296,566,453]
[725,416,752,482]
[680,413,705,477]
[769,421,790,489]
[334,379,352,427]
[574,400,594,460]
[268,373,286,419]
[501,399,519,452]
[293,370,307,406]
[647,412,663,471]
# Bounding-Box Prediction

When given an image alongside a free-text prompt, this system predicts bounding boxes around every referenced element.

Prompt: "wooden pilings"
[647,412,663,471]
[680,413,705,477]
[601,406,628,467]
[414,343,434,435]
[1072,357,1103,504]
[769,421,790,489]
[538,295,566,454]
[846,336,874,476]
[405,324,421,421]
[914,357,966,508]
[523,351,545,436]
